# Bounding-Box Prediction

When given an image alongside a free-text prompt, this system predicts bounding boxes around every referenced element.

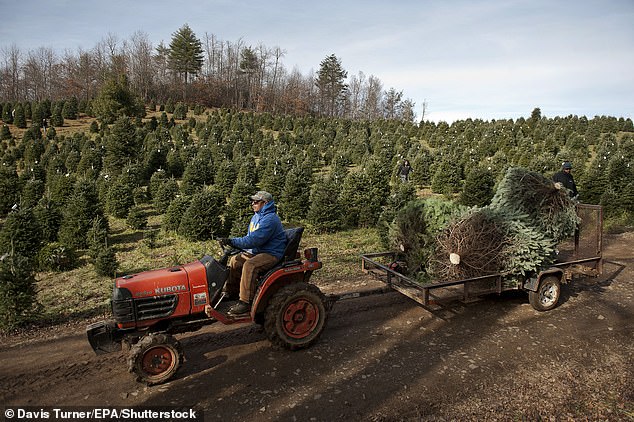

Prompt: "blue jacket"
[231,200,287,259]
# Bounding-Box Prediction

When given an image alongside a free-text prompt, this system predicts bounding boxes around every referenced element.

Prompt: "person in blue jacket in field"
[219,191,287,315]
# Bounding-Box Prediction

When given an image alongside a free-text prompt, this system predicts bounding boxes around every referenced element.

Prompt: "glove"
[218,237,233,248]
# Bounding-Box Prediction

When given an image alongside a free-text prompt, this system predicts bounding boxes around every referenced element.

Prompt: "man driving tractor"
[219,191,287,315]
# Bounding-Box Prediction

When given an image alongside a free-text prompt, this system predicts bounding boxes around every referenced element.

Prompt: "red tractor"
[87,227,327,385]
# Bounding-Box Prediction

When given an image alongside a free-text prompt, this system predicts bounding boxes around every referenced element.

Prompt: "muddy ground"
[1,232,633,421]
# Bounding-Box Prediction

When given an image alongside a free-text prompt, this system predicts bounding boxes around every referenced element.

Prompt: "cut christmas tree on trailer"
[427,206,556,281]
[387,167,581,283]
[491,167,579,242]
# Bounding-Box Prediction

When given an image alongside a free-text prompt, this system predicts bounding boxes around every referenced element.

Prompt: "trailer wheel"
[264,282,328,350]
[529,275,561,312]
[128,333,183,385]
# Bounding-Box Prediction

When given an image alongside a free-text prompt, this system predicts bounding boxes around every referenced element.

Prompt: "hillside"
[0,104,633,329]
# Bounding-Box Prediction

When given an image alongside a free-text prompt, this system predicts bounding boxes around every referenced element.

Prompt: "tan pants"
[226,252,279,302]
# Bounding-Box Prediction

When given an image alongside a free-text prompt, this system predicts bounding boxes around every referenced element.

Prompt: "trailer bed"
[358,204,603,315]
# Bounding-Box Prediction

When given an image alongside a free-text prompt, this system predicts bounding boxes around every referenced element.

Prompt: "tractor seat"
[257,227,304,283]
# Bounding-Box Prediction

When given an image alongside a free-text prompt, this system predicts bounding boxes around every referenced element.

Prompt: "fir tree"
[45,173,75,207]
[166,149,185,178]
[89,121,99,133]
[214,159,237,198]
[62,97,79,119]
[259,156,289,201]
[279,164,312,222]
[431,157,463,195]
[103,117,141,177]
[623,182,634,213]
[307,175,342,233]
[86,216,110,258]
[153,178,180,213]
[93,245,118,277]
[178,187,225,240]
[20,179,45,209]
[106,175,135,218]
[64,150,80,174]
[606,156,633,197]
[0,165,20,214]
[0,208,42,264]
[126,205,147,230]
[181,155,213,195]
[92,75,144,124]
[142,140,167,180]
[2,102,13,124]
[149,169,168,200]
[37,242,78,272]
[377,180,417,247]
[22,138,45,167]
[173,102,188,119]
[226,180,255,235]
[163,101,174,115]
[13,103,26,128]
[50,102,64,127]
[236,156,257,186]
[168,24,204,101]
[0,252,38,329]
[0,124,12,140]
[315,54,348,117]
[599,188,619,218]
[58,179,106,250]
[409,149,433,186]
[491,167,578,242]
[23,101,32,120]
[338,172,374,228]
[163,196,191,232]
[30,102,44,128]
[33,200,63,243]
[459,167,495,207]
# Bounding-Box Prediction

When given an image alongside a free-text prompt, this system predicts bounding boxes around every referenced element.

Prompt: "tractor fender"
[523,268,564,292]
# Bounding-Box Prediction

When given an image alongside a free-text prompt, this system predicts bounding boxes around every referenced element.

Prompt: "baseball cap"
[250,191,273,202]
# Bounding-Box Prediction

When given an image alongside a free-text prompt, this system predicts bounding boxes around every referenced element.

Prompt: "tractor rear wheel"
[128,333,183,385]
[529,275,561,312]
[264,282,328,350]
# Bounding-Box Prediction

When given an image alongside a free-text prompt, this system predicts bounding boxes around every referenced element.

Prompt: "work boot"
[228,300,250,315]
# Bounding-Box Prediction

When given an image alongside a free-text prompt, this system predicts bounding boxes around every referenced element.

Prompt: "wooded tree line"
[0,25,415,121]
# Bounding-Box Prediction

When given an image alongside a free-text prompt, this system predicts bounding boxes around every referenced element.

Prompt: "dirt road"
[1,233,633,421]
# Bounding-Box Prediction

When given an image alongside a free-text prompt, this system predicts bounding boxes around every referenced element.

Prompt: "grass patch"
[305,227,382,282]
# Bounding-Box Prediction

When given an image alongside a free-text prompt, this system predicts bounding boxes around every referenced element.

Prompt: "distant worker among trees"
[397,159,413,182]
[553,161,578,199]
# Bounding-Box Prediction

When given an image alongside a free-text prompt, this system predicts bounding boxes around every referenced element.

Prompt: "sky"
[1,0,633,123]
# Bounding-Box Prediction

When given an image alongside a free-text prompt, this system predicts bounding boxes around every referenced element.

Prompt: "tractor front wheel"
[529,275,561,312]
[128,333,183,385]
[264,282,328,350]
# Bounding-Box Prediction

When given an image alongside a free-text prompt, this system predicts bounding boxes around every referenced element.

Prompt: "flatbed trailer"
[355,204,603,315]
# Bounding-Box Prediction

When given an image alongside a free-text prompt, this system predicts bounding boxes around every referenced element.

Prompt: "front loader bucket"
[86,320,123,354]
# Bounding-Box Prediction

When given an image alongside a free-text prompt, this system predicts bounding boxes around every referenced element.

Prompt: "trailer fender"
[524,268,564,292]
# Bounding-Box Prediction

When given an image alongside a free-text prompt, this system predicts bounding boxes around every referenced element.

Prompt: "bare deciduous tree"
[1,44,22,100]
[127,31,154,101]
